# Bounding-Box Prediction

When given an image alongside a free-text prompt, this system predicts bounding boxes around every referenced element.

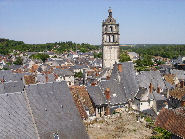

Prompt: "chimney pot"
[94,67,96,71]
[105,88,110,101]
[157,87,160,94]
[91,82,96,86]
[106,76,110,80]
[150,83,153,93]
[180,80,184,88]
[118,64,122,72]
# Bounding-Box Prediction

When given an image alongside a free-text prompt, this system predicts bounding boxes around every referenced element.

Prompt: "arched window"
[112,35,114,42]
[109,35,111,42]
[110,26,113,32]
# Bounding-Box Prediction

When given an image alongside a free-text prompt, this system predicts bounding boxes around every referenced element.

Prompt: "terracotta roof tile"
[169,87,185,100]
[24,75,36,85]
[155,107,185,138]
[164,74,175,85]
[70,86,95,119]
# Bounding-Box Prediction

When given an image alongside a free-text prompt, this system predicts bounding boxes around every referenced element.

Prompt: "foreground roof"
[0,82,89,139]
[155,107,185,138]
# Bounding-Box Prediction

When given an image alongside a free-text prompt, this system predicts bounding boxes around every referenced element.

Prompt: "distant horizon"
[1,37,185,46]
[1,0,185,44]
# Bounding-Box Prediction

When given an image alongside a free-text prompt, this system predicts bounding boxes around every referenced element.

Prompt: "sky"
[0,0,185,45]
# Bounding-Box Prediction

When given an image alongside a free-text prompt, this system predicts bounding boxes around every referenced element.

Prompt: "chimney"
[118,64,122,72]
[54,74,58,80]
[180,80,184,88]
[106,76,110,80]
[96,72,99,76]
[106,106,110,116]
[91,82,96,86]
[157,87,160,94]
[94,67,96,71]
[150,83,153,93]
[46,74,48,82]
[105,88,110,101]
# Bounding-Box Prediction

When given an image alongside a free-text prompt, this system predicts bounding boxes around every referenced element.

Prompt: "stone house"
[87,85,107,117]
[53,69,74,86]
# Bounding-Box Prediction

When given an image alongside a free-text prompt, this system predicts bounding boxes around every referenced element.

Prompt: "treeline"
[0,38,100,55]
[121,44,185,59]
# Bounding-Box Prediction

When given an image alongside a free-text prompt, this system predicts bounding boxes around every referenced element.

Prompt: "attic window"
[53,133,59,139]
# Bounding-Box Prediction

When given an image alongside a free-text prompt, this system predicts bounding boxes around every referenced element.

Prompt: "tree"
[119,51,131,62]
[13,57,23,65]
[74,71,83,79]
[30,53,49,62]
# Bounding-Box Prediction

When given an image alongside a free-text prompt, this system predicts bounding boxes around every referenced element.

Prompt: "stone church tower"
[102,8,120,69]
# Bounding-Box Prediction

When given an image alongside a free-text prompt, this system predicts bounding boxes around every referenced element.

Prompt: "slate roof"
[137,71,166,90]
[47,74,55,82]
[0,92,38,138]
[0,81,24,94]
[170,69,185,80]
[0,81,89,138]
[87,86,106,106]
[0,70,27,82]
[53,69,74,76]
[152,91,167,112]
[119,62,139,100]
[142,108,157,117]
[164,81,175,90]
[27,82,88,138]
[36,74,46,83]
[155,107,185,138]
[99,80,127,105]
[135,88,148,100]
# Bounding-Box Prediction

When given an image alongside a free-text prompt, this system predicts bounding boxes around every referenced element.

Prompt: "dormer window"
[53,133,59,139]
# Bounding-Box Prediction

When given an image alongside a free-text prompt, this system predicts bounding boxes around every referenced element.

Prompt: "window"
[110,26,113,32]
[53,133,59,139]
[112,35,114,42]
[108,36,111,42]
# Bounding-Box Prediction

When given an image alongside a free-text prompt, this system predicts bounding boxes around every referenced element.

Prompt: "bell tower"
[102,8,120,69]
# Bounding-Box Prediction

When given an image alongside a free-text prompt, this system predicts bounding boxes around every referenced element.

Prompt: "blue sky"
[0,0,185,44]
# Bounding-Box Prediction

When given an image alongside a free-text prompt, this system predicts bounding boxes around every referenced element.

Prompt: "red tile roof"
[155,107,185,138]
[70,86,95,119]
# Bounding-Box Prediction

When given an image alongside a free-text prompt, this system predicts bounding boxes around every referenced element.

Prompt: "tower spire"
[108,7,112,17]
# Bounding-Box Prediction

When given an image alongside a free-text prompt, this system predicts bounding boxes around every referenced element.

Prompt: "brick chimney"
[180,80,184,88]
[96,72,99,76]
[106,76,110,80]
[54,74,58,80]
[118,64,122,72]
[46,74,48,82]
[91,82,96,86]
[105,88,110,101]
[150,83,153,93]
[157,86,160,94]
[94,67,96,71]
